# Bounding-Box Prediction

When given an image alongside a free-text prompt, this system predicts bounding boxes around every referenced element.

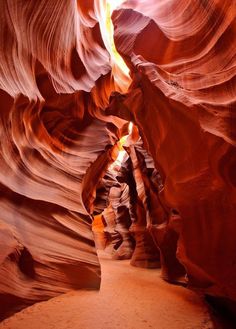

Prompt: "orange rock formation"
[0,0,235,320]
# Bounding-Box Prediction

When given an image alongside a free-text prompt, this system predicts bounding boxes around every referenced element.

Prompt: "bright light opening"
[97,0,131,93]
[109,121,133,171]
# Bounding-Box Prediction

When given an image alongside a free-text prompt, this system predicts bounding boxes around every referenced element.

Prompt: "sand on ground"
[0,251,214,329]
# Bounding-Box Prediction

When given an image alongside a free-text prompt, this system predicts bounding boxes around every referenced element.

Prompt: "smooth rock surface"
[0,252,214,329]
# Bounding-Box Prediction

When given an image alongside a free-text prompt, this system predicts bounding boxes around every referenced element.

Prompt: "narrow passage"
[0,251,214,329]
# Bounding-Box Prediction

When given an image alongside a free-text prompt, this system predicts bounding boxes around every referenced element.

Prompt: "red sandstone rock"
[0,0,235,320]
[112,0,236,305]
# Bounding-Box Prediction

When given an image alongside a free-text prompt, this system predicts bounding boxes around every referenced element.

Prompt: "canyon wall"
[0,0,235,319]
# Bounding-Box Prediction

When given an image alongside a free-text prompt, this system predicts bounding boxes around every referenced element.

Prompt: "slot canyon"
[0,0,236,328]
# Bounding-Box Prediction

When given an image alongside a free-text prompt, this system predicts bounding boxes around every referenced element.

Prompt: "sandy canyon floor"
[0,252,218,329]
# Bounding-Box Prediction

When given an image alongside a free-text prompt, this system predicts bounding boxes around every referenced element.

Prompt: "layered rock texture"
[0,0,236,320]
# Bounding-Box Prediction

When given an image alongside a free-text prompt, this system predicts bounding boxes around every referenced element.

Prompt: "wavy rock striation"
[112,0,236,305]
[0,0,236,320]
